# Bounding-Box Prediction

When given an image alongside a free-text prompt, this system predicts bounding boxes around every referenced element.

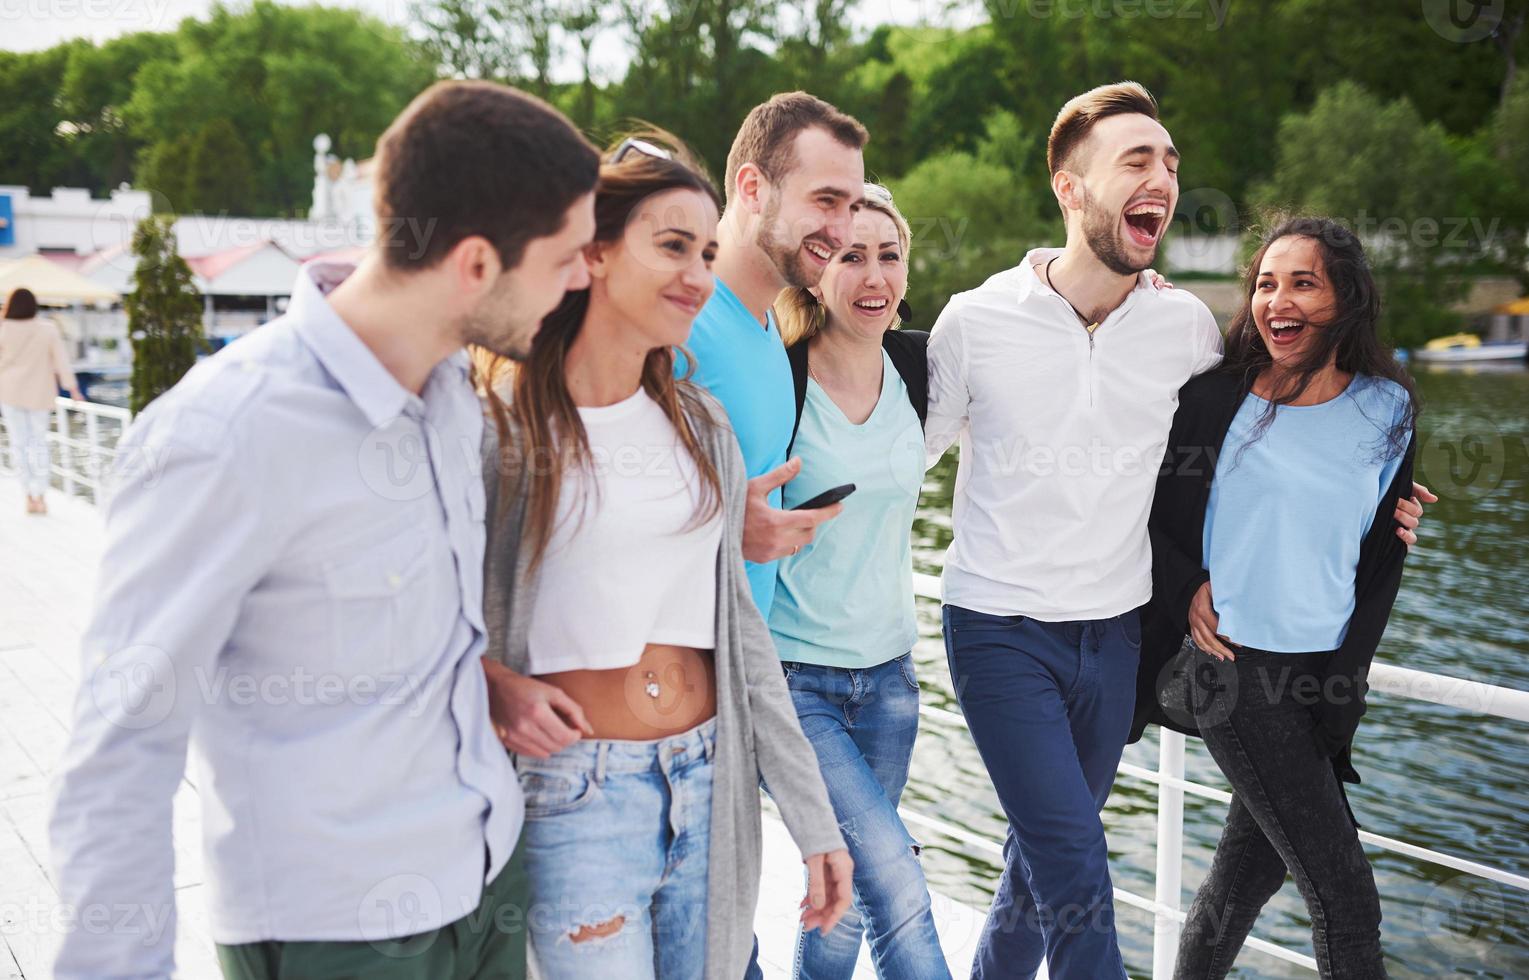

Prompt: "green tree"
[1254,82,1468,349]
[614,0,785,173]
[125,1,433,215]
[560,0,607,127]
[890,120,1051,328]
[1485,73,1529,291]
[126,216,204,414]
[187,119,258,215]
[0,46,78,193]
[412,0,523,80]
[57,32,178,195]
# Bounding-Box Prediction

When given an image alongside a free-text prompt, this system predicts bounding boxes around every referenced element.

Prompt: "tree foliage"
[126,216,204,414]
[2,0,1526,340]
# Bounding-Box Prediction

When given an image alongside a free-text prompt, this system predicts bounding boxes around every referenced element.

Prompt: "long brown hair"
[1224,215,1418,460]
[477,128,725,572]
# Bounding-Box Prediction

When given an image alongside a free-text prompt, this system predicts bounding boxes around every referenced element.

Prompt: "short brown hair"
[1047,81,1159,176]
[372,81,600,271]
[724,92,868,202]
[2,288,37,320]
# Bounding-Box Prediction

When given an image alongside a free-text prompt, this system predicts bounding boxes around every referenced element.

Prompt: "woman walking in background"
[1137,216,1418,979]
[766,182,951,980]
[478,131,851,980]
[0,287,82,515]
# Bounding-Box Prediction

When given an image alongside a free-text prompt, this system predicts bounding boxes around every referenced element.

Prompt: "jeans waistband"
[522,715,717,777]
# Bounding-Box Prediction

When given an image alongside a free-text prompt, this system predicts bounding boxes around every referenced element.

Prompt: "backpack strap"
[786,338,810,457]
[881,328,929,426]
[787,330,929,457]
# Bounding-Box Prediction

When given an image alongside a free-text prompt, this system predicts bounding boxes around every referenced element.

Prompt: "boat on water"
[1411,332,1529,364]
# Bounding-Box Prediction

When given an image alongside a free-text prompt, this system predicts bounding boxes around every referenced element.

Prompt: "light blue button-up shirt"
[48,263,522,979]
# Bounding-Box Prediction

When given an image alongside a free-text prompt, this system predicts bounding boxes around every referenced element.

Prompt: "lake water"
[904,363,1529,978]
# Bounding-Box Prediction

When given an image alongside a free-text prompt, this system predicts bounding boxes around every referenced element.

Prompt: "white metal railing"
[0,396,133,504]
[908,571,1529,976]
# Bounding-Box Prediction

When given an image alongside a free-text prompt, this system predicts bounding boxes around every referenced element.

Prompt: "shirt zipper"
[1085,325,1097,408]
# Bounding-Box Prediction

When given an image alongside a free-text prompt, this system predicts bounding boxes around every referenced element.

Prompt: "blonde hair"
[775,183,912,347]
[1046,81,1159,176]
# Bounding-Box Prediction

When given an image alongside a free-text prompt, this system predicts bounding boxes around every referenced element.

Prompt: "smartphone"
[791,483,856,511]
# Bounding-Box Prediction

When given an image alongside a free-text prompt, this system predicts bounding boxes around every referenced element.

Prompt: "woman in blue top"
[1137,216,1419,979]
[766,184,951,980]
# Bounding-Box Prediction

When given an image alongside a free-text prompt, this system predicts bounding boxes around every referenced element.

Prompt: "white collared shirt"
[49,263,521,978]
[926,247,1224,621]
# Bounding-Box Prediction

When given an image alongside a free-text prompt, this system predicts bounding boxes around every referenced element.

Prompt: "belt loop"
[703,721,716,763]
[594,742,608,786]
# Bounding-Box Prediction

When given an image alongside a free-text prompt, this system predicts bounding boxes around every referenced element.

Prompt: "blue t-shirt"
[1203,374,1410,653]
[769,351,924,668]
[676,277,796,617]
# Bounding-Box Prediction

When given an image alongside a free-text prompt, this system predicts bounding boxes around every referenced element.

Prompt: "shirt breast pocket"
[321,528,439,673]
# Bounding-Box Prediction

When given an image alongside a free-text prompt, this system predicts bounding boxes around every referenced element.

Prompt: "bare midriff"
[537,643,717,741]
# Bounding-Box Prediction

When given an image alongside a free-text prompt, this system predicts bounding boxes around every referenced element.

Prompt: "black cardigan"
[786,328,929,453]
[1129,367,1416,785]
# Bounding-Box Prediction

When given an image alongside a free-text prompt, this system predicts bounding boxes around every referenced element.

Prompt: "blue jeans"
[942,604,1140,980]
[518,717,715,980]
[779,655,950,980]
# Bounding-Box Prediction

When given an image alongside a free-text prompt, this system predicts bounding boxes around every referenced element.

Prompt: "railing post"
[1152,729,1187,979]
[85,407,100,500]
[57,403,75,497]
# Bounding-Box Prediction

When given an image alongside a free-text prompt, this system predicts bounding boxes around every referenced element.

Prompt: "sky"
[1,0,982,82]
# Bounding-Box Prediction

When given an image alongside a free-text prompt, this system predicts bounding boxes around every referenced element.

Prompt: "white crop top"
[527,388,722,674]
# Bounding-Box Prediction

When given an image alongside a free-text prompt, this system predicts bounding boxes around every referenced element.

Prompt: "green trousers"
[217,846,528,980]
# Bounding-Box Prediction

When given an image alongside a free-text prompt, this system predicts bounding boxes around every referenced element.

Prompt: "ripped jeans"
[518,716,715,980]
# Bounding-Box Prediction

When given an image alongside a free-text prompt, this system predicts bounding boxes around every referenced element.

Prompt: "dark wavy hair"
[1223,215,1418,460]
[477,127,725,572]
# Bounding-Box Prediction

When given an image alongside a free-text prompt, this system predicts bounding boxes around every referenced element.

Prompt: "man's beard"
[758,193,822,289]
[1080,186,1156,276]
[462,280,543,363]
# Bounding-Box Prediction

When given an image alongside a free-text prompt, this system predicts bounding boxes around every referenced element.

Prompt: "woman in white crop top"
[477,132,851,980]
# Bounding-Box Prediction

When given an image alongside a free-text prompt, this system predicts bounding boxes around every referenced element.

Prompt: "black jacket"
[1129,367,1416,785]
[786,329,929,453]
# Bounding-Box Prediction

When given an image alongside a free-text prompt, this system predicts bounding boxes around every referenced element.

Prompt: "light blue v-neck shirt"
[769,350,925,668]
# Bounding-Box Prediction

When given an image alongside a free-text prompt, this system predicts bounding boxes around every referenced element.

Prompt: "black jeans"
[1171,645,1387,979]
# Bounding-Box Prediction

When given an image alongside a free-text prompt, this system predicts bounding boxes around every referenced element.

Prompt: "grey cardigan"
[480,386,846,978]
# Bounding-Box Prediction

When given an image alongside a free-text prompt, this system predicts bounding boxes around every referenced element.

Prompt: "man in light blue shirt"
[676,92,867,617]
[47,81,598,980]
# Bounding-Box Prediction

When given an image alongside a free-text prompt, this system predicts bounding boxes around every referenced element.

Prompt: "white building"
[0,137,375,355]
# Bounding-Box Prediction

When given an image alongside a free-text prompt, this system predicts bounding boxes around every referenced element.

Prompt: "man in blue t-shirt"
[677,92,868,617]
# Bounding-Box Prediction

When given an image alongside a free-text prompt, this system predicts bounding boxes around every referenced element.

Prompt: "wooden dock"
[0,477,982,978]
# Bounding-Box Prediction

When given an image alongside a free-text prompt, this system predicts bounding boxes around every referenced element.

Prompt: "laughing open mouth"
[1268,317,1306,346]
[1123,202,1167,246]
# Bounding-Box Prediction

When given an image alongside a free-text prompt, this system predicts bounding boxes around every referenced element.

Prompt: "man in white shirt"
[48,81,598,980]
[924,81,1215,980]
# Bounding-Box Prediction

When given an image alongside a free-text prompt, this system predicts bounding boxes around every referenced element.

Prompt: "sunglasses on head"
[609,138,674,164]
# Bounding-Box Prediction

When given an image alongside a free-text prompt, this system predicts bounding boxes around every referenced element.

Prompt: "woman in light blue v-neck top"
[755,184,953,980]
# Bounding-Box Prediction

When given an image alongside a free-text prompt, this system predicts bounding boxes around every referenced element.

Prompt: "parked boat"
[1411,332,1529,364]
